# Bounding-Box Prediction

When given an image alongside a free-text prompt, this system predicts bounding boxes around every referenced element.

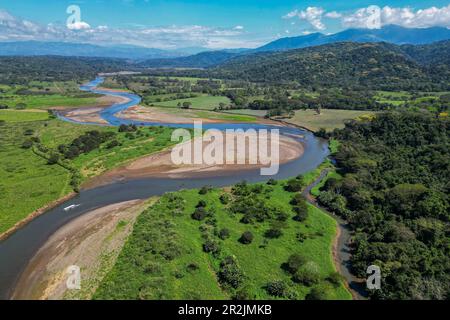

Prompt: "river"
[0,78,329,299]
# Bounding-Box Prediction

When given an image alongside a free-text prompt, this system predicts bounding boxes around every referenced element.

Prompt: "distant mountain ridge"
[0,41,192,60]
[139,25,450,68]
[253,25,450,53]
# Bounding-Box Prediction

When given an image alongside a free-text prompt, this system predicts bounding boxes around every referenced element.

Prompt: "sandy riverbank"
[12,199,149,300]
[83,132,304,189]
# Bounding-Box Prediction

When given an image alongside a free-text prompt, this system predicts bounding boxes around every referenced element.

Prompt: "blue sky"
[0,1,449,49]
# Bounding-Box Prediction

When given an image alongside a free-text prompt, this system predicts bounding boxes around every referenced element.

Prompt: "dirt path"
[302,170,367,300]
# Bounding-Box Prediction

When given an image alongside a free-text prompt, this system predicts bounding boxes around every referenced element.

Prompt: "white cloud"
[325,11,342,19]
[283,7,326,30]
[67,21,91,30]
[343,5,450,29]
[0,10,259,49]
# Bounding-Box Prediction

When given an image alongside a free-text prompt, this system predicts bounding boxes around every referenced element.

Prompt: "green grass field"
[155,95,231,111]
[221,109,268,117]
[0,109,49,122]
[0,94,100,110]
[94,177,351,300]
[0,119,176,234]
[285,109,376,132]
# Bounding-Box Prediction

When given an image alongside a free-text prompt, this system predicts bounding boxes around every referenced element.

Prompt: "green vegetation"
[284,109,376,132]
[0,110,49,122]
[155,95,231,111]
[94,177,351,300]
[319,112,450,299]
[0,119,176,234]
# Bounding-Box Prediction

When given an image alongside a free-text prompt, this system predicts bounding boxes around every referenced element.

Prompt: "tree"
[284,254,307,274]
[218,228,230,240]
[191,207,208,221]
[305,287,327,300]
[264,281,287,297]
[47,153,60,165]
[239,231,254,244]
[182,101,192,109]
[218,256,244,289]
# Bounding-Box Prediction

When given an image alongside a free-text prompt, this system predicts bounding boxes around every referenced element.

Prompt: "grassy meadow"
[94,177,351,300]
[0,119,176,234]
[284,109,376,132]
[155,95,231,111]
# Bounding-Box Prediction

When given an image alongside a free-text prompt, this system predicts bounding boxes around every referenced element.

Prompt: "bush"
[293,267,321,286]
[47,153,60,165]
[23,129,34,136]
[267,178,278,185]
[0,120,5,126]
[21,140,33,149]
[290,194,306,206]
[305,287,328,300]
[284,178,304,192]
[196,200,207,208]
[106,140,120,149]
[264,227,283,239]
[191,207,208,221]
[202,239,221,255]
[186,263,200,273]
[218,256,244,289]
[219,193,231,204]
[284,254,307,274]
[199,185,212,195]
[264,281,287,297]
[239,231,254,244]
[218,228,230,240]
[293,209,308,222]
[326,272,343,288]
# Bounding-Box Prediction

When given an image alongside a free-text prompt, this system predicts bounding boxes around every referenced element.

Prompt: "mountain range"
[1,25,450,66]
[140,25,450,68]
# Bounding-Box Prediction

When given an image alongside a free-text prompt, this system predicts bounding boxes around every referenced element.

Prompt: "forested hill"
[138,51,239,68]
[319,112,450,299]
[210,41,450,90]
[0,56,132,84]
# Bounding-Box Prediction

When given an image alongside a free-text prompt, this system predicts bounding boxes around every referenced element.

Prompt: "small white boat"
[64,204,80,212]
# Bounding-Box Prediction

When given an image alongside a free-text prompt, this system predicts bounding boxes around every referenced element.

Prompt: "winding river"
[0,78,330,299]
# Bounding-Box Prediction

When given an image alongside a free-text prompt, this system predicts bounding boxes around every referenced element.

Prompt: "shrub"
[23,129,34,136]
[326,272,343,288]
[293,266,321,286]
[202,239,221,255]
[264,227,283,239]
[267,178,278,185]
[47,153,60,165]
[186,263,200,273]
[196,200,207,208]
[218,228,230,240]
[264,281,288,297]
[284,178,304,192]
[21,140,33,149]
[219,193,231,204]
[218,256,244,289]
[239,231,254,244]
[290,194,307,206]
[199,185,212,195]
[284,254,307,274]
[305,287,328,300]
[106,140,120,149]
[191,207,208,221]
[293,209,308,222]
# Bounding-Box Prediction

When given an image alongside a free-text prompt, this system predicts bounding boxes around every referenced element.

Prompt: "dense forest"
[317,112,449,299]
[0,56,131,84]
[210,42,450,91]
